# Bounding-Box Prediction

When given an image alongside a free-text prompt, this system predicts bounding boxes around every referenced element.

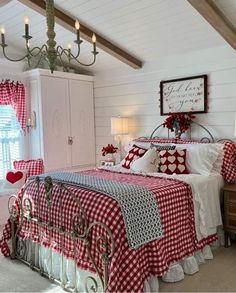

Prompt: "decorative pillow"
[13,159,44,180]
[150,143,176,151]
[122,145,147,169]
[159,149,189,175]
[173,139,236,182]
[174,143,223,175]
[130,148,160,173]
[3,169,27,189]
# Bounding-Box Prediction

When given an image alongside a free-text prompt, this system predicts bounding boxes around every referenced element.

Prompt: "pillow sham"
[159,149,189,175]
[173,139,236,182]
[122,144,147,169]
[130,148,160,173]
[174,143,223,176]
[124,139,176,153]
[13,159,44,180]
[134,137,177,144]
[150,143,176,151]
[3,169,27,189]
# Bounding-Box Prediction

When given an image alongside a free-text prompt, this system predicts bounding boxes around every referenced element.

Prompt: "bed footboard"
[8,176,115,293]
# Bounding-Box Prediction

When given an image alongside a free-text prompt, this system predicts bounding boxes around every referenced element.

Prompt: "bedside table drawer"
[225,192,236,204]
[225,203,236,216]
[225,216,236,232]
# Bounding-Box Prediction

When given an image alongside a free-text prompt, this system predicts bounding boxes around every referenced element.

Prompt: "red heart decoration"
[6,171,23,184]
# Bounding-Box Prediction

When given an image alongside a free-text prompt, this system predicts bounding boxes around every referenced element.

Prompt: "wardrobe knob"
[68,136,73,145]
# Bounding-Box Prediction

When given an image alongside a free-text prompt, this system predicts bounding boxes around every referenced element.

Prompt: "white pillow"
[3,169,27,190]
[212,144,225,174]
[174,143,223,175]
[130,148,160,173]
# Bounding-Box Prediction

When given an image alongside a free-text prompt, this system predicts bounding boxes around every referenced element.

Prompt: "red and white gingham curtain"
[0,80,26,132]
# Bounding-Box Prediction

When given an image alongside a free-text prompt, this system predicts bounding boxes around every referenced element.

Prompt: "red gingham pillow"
[221,142,236,183]
[122,144,147,169]
[13,159,44,180]
[159,149,189,175]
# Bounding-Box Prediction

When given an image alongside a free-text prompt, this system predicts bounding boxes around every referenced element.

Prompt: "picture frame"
[160,74,207,115]
[100,160,115,167]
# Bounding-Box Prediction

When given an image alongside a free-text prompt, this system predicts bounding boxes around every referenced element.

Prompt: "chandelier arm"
[56,45,68,57]
[1,46,30,62]
[57,50,68,70]
[73,44,81,59]
[70,53,97,67]
[28,44,48,57]
[56,45,97,67]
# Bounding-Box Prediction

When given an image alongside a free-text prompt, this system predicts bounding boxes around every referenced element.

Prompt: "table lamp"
[111,117,128,161]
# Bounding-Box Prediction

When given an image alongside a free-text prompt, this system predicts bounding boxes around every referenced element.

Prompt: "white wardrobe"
[24,69,96,172]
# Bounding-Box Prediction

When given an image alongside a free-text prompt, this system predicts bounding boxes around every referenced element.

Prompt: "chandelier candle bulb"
[75,20,80,30]
[1,26,5,45]
[92,33,96,53]
[75,20,81,44]
[24,16,29,38]
[24,16,29,25]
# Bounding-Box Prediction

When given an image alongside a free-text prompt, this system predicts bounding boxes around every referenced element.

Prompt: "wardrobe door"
[69,79,95,167]
[40,76,71,171]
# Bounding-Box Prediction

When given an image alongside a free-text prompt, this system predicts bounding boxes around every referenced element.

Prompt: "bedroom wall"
[94,46,236,163]
[0,58,24,80]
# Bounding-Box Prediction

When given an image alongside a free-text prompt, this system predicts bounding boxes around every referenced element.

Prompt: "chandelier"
[0,0,98,73]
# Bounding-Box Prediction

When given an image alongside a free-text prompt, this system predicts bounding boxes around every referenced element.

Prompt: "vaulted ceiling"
[0,0,235,74]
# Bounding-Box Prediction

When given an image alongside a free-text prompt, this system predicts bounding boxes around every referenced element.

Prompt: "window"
[0,105,24,179]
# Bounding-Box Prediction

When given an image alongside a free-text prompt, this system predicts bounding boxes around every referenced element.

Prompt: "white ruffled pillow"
[174,143,223,175]
[130,148,160,173]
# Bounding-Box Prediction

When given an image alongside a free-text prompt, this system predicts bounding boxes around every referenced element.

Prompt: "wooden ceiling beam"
[18,0,143,69]
[188,0,236,50]
[0,0,11,7]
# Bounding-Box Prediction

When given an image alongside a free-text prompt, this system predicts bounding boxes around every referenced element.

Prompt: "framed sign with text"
[160,75,207,115]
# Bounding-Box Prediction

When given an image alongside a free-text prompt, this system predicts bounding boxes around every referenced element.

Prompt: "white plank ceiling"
[0,0,234,74]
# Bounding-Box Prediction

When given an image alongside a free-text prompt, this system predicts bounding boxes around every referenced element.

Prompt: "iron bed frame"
[7,122,232,292]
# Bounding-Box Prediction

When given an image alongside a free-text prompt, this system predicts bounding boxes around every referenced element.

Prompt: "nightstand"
[223,184,236,247]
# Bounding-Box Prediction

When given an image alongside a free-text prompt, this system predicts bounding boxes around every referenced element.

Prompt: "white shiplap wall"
[94,46,236,163]
[0,58,24,80]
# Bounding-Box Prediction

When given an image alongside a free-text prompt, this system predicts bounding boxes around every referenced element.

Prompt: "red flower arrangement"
[101,144,118,156]
[163,112,195,135]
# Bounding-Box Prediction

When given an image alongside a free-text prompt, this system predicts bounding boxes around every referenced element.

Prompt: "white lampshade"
[111,117,128,135]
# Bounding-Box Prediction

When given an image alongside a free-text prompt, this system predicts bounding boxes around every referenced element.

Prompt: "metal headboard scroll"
[150,121,215,142]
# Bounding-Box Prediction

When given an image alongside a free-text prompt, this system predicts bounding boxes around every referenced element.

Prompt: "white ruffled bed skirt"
[22,239,217,292]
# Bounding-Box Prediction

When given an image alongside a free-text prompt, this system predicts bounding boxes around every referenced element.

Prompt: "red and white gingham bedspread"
[0,169,217,292]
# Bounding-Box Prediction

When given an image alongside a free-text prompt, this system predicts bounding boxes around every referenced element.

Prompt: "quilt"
[0,169,217,292]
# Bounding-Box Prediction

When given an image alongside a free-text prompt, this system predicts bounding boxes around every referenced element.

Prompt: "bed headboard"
[149,121,233,143]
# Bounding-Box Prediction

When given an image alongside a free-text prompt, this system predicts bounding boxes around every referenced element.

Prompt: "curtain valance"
[0,80,26,132]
